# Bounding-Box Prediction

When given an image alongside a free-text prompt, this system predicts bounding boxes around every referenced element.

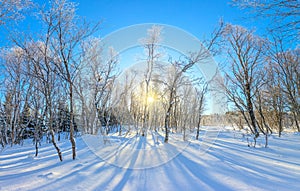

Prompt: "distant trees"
[110,61,210,143]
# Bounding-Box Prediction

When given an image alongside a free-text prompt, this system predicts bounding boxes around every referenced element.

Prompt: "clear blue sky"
[0,0,265,47]
[72,0,256,39]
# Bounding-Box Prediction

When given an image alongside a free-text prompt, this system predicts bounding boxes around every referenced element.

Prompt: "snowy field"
[1,127,300,191]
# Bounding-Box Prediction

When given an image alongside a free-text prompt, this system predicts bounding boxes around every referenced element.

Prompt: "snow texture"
[1,127,300,191]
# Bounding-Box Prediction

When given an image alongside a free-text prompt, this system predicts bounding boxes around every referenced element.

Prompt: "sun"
[147,96,154,103]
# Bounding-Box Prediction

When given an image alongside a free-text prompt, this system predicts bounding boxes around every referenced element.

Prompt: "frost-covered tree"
[271,41,300,132]
[38,0,100,160]
[10,41,64,161]
[161,56,204,143]
[0,0,32,25]
[221,24,267,146]
[8,0,100,160]
[232,0,300,39]
[1,47,32,146]
[194,81,208,140]
[139,25,163,136]
[79,38,118,135]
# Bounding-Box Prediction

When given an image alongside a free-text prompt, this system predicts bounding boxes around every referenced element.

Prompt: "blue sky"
[72,0,256,39]
[0,0,266,47]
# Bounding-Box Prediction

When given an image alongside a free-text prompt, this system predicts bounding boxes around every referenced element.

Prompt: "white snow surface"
[1,127,300,191]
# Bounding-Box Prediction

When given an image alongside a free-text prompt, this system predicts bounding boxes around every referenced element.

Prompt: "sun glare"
[147,96,154,103]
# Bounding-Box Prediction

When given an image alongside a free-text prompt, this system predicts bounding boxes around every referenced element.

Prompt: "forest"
[0,0,299,162]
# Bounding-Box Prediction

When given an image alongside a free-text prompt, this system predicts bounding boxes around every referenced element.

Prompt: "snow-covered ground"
[1,127,300,191]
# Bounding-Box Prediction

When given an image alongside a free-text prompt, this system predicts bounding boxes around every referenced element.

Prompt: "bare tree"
[232,0,300,38]
[12,41,64,161]
[93,47,118,135]
[195,81,208,140]
[264,61,285,137]
[8,0,100,160]
[232,0,299,135]
[78,38,118,135]
[270,38,300,132]
[31,86,43,157]
[1,47,31,146]
[0,0,32,25]
[39,0,100,160]
[160,55,207,143]
[139,25,163,136]
[221,24,267,146]
[178,83,196,141]
[155,21,223,143]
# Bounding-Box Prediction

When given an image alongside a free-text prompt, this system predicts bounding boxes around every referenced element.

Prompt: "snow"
[1,127,300,191]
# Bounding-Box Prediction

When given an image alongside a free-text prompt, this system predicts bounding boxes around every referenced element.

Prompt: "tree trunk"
[278,116,283,137]
[164,112,170,143]
[35,138,39,157]
[265,124,268,148]
[69,83,76,160]
[196,115,201,140]
[34,120,39,157]
[49,107,63,161]
[50,129,63,161]
[292,111,300,132]
[164,98,173,143]
[246,84,259,138]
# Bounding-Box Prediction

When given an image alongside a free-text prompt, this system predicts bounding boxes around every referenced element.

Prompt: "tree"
[270,39,300,132]
[31,85,44,157]
[178,83,197,141]
[39,0,100,160]
[78,38,118,135]
[154,21,223,143]
[0,0,32,25]
[221,24,267,146]
[232,0,299,135]
[195,81,208,140]
[160,54,209,143]
[264,61,285,137]
[161,63,192,141]
[1,47,32,146]
[13,41,64,161]
[139,25,163,136]
[232,0,300,39]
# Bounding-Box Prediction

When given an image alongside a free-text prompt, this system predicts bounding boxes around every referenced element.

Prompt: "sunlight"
[147,96,154,103]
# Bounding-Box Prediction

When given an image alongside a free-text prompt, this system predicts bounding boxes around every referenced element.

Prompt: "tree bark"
[196,115,201,140]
